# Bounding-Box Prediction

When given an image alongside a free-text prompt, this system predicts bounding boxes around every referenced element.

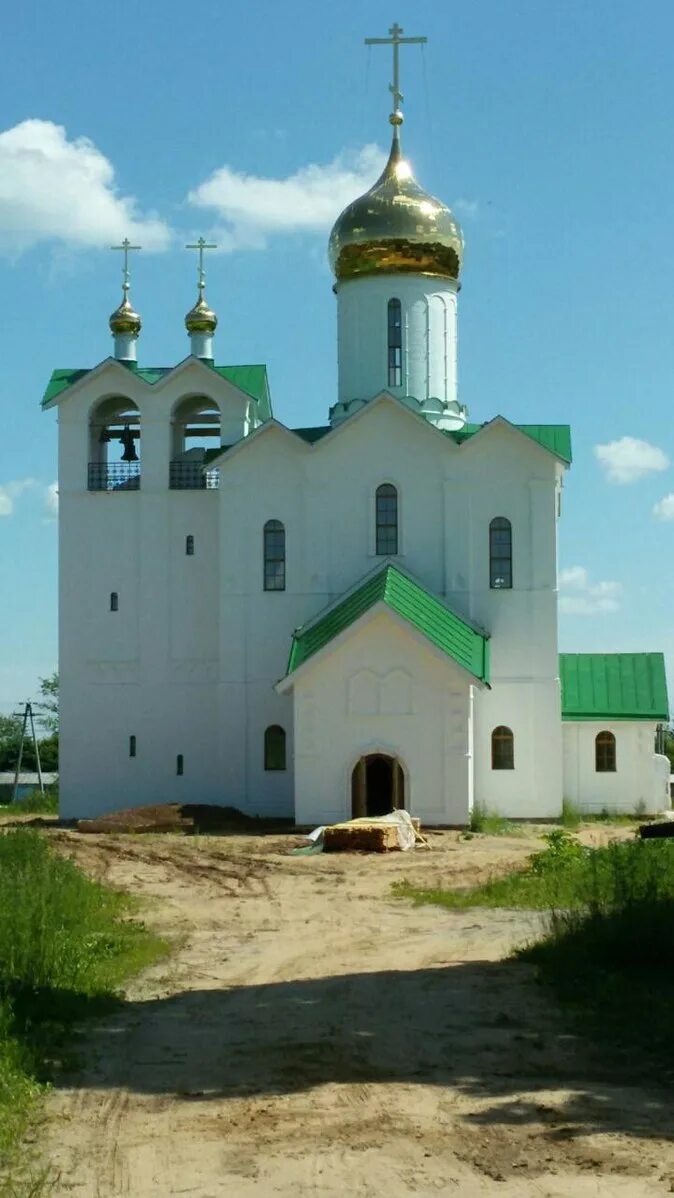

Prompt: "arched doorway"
[351,754,405,818]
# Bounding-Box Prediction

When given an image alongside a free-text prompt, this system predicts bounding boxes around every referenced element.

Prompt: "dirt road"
[41,828,673,1196]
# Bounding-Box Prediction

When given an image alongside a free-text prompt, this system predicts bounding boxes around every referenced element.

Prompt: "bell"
[120,425,138,463]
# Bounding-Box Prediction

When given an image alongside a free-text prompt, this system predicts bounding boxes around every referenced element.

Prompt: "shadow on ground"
[54,957,671,1143]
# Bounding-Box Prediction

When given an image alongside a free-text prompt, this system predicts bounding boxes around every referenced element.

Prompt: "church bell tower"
[328,24,466,430]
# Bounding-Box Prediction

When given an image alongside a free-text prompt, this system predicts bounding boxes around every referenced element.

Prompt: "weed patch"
[521,839,674,1078]
[0,829,168,1186]
[0,786,59,817]
[469,802,520,836]
[560,797,581,828]
[395,832,674,1079]
[394,829,593,910]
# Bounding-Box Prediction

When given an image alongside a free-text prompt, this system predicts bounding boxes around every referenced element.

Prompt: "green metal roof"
[286,564,490,682]
[449,421,572,463]
[286,420,572,462]
[41,362,272,418]
[560,653,669,721]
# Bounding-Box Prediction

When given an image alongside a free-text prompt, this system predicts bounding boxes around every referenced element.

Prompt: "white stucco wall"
[473,680,563,818]
[54,366,569,823]
[56,359,253,819]
[288,609,474,828]
[336,273,459,406]
[562,721,670,814]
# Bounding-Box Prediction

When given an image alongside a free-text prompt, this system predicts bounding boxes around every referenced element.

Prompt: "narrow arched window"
[491,726,514,770]
[595,731,616,773]
[176,754,184,776]
[185,535,194,556]
[388,298,403,387]
[263,520,286,591]
[264,725,286,771]
[376,484,398,555]
[110,592,119,612]
[129,735,136,758]
[489,518,512,589]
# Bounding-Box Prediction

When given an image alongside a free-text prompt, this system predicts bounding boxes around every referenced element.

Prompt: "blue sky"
[0,0,673,714]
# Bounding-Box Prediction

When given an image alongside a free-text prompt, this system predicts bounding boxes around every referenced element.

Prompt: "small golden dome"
[109,294,141,338]
[328,127,463,283]
[185,293,218,335]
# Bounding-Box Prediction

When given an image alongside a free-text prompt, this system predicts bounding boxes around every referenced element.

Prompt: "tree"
[0,716,23,772]
[35,673,58,734]
[0,674,59,775]
[0,714,40,772]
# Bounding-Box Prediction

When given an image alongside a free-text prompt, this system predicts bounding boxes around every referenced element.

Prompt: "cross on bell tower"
[109,238,142,362]
[186,237,217,299]
[185,237,219,360]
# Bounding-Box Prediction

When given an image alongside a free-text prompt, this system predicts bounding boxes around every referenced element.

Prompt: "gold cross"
[186,237,217,295]
[111,238,141,295]
[365,22,427,116]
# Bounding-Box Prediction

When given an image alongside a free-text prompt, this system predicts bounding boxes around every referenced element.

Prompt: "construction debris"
[76,804,288,836]
[319,810,425,853]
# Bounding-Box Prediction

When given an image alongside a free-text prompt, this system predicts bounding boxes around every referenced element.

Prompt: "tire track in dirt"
[39,828,674,1197]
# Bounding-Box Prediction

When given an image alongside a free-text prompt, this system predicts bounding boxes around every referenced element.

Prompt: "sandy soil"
[34,825,674,1196]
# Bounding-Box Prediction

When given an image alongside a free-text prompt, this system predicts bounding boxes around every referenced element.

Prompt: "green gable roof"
[42,362,272,418]
[449,422,572,463]
[289,420,572,462]
[560,653,669,721]
[286,564,490,683]
[42,368,91,405]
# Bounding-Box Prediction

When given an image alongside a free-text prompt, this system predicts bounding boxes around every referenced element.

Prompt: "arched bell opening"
[88,396,141,491]
[351,753,405,819]
[170,395,222,490]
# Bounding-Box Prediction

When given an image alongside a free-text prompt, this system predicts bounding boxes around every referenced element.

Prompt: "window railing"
[88,462,140,491]
[169,462,220,490]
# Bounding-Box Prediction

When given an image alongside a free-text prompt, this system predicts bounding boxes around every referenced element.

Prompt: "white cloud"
[0,119,171,255]
[559,565,622,615]
[0,478,35,517]
[653,493,674,521]
[594,436,669,484]
[187,144,387,250]
[44,482,58,520]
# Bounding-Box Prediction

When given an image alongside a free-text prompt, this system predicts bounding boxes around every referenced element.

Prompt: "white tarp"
[306,809,416,851]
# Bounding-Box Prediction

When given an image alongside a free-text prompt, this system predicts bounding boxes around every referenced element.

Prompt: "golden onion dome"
[109,293,141,337]
[328,125,463,283]
[185,292,218,335]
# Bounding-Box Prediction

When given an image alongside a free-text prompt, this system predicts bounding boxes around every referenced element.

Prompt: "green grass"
[520,838,674,1078]
[395,830,674,1080]
[583,807,646,825]
[0,787,59,817]
[0,829,168,1188]
[394,829,597,910]
[469,802,520,836]
[560,797,581,828]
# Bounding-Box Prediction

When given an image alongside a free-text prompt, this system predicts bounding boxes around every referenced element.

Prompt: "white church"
[44,31,670,825]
